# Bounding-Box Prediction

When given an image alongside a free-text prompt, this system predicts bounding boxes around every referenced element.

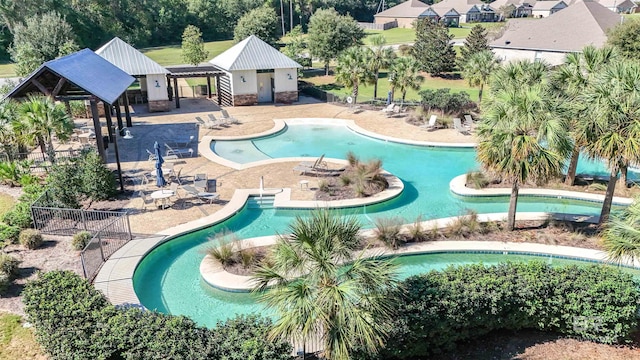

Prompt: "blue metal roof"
[6,49,135,104]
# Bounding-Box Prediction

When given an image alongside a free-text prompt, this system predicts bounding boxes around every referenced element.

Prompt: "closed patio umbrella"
[154,141,166,187]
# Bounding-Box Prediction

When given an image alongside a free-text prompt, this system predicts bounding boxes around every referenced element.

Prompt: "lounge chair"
[381,103,395,113]
[197,116,217,129]
[463,115,474,130]
[207,114,223,127]
[165,143,194,158]
[453,118,470,135]
[220,109,239,124]
[183,185,220,204]
[294,154,327,174]
[194,173,208,191]
[167,135,195,148]
[420,115,438,130]
[147,149,179,162]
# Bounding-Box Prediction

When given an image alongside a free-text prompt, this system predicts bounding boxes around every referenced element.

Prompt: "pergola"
[4,49,135,162]
[165,65,225,108]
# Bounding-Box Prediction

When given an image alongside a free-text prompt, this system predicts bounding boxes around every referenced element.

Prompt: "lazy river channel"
[133,122,635,327]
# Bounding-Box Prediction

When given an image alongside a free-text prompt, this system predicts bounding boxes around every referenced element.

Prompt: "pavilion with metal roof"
[209,35,301,106]
[96,37,171,112]
[5,48,135,162]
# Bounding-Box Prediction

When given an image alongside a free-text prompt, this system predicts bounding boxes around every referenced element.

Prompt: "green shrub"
[45,162,81,208]
[0,254,20,279]
[0,223,20,243]
[375,262,640,359]
[19,229,42,249]
[71,231,92,251]
[0,272,10,294]
[2,203,32,229]
[211,314,293,360]
[78,151,116,201]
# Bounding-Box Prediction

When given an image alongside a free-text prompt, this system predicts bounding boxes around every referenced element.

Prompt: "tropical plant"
[207,231,238,269]
[466,170,489,189]
[461,50,500,104]
[368,34,396,99]
[181,24,209,66]
[552,46,618,186]
[602,198,640,263]
[252,210,398,360]
[389,56,424,105]
[307,8,364,76]
[477,60,571,230]
[15,95,73,162]
[580,59,640,224]
[374,216,404,249]
[334,46,374,104]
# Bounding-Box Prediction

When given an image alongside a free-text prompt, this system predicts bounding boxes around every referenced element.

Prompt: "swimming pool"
[133,121,630,326]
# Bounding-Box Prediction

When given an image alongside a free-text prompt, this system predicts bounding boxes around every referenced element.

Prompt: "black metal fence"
[0,149,83,173]
[80,216,133,280]
[31,189,131,237]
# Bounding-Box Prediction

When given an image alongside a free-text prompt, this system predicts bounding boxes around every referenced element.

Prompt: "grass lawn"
[0,194,14,218]
[0,313,45,360]
[0,63,16,78]
[140,40,234,66]
[303,70,478,103]
[364,22,507,45]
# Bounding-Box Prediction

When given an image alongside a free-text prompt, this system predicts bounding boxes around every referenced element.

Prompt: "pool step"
[246,196,276,209]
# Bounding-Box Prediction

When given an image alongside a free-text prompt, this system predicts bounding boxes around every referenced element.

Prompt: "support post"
[90,99,106,162]
[207,76,212,99]
[173,77,180,108]
[112,125,125,192]
[167,75,173,101]
[216,76,221,106]
[115,98,124,136]
[123,92,132,127]
[64,100,72,118]
[104,102,114,143]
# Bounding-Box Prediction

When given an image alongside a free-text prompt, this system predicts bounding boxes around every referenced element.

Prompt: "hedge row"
[374,261,640,359]
[22,271,293,360]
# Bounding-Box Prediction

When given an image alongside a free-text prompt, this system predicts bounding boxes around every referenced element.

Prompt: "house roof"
[5,49,135,104]
[491,0,534,8]
[419,7,440,17]
[491,0,622,52]
[209,35,301,71]
[431,0,488,14]
[532,0,567,10]
[597,0,636,8]
[375,0,430,18]
[95,37,168,75]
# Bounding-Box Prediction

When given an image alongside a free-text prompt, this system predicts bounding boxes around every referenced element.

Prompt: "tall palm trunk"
[507,180,519,231]
[478,82,484,104]
[618,164,628,189]
[373,70,379,99]
[599,168,619,226]
[564,148,580,186]
[38,135,46,155]
[325,61,330,76]
[353,81,359,104]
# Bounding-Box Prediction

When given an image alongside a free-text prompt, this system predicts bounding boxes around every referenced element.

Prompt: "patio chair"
[169,182,181,206]
[420,115,438,131]
[165,143,194,158]
[463,114,474,130]
[453,117,470,135]
[171,168,183,185]
[220,109,239,124]
[194,173,208,191]
[183,185,220,204]
[381,103,395,113]
[208,114,223,127]
[138,191,155,210]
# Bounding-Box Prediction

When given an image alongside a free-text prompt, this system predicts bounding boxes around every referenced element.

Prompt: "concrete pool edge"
[199,211,640,292]
[449,174,634,207]
[93,171,404,305]
[199,118,476,170]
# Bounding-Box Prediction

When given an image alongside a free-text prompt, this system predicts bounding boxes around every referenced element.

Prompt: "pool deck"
[90,99,635,308]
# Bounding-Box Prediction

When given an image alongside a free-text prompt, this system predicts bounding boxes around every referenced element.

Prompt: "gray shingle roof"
[491,0,622,52]
[532,0,567,11]
[375,0,430,18]
[431,0,488,14]
[95,37,169,75]
[209,35,301,71]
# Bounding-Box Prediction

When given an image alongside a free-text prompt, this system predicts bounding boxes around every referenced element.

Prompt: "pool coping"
[200,211,639,292]
[449,174,634,206]
[199,118,476,170]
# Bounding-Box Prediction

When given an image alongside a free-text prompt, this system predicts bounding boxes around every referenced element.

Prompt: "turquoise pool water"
[134,250,639,328]
[134,123,629,327]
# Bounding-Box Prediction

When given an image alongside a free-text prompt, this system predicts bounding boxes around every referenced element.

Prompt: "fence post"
[125,214,133,240]
[98,232,106,261]
[80,253,89,279]
[80,210,88,232]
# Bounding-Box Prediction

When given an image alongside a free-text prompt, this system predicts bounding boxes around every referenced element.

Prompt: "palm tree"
[602,198,640,264]
[368,35,396,100]
[0,101,20,159]
[580,60,640,225]
[477,61,571,231]
[334,46,373,104]
[461,50,499,104]
[389,57,424,106]
[16,95,73,162]
[552,46,618,186]
[252,210,399,360]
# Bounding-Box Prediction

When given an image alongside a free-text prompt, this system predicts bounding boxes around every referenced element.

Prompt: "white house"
[595,0,636,12]
[95,37,170,112]
[210,36,301,106]
[491,0,622,66]
[532,0,568,17]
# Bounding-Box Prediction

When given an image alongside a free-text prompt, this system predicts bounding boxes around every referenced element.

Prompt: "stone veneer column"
[275,91,298,104]
[147,100,171,112]
[232,94,258,106]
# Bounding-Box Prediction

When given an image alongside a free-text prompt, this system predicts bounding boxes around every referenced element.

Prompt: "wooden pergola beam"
[30,78,50,96]
[51,78,66,97]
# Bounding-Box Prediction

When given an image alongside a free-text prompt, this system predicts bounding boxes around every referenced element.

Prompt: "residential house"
[532,0,568,17]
